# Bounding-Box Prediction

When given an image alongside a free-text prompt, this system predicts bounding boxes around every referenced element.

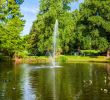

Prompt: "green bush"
[17,51,29,58]
[81,50,100,56]
[59,56,67,62]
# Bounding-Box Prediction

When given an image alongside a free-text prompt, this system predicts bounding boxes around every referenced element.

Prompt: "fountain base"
[31,65,62,70]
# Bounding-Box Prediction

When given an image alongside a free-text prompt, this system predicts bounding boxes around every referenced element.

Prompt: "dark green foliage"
[73,0,110,51]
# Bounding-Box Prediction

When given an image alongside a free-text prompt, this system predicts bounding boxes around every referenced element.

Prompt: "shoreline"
[13,55,110,64]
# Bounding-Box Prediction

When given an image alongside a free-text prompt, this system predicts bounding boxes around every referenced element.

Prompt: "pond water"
[0,62,110,100]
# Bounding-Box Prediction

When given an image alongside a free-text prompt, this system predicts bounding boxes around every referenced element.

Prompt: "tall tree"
[29,0,76,55]
[0,0,24,57]
[73,0,110,51]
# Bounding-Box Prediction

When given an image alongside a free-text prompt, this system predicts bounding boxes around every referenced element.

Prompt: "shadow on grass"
[89,56,98,58]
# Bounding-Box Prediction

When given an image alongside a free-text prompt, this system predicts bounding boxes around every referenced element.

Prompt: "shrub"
[59,56,67,62]
[17,51,29,58]
[81,50,100,56]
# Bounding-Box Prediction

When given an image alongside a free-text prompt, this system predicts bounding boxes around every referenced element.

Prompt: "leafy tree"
[29,0,76,55]
[0,0,24,57]
[73,0,110,51]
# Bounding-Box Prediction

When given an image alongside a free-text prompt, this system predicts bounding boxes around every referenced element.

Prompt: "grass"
[15,55,110,64]
[59,55,109,63]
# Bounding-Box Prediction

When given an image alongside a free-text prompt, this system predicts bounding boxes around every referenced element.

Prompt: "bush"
[17,51,29,58]
[59,56,67,62]
[81,50,100,56]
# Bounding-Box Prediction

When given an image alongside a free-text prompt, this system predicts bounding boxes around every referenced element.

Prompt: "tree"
[29,0,76,55]
[0,0,24,57]
[73,0,110,51]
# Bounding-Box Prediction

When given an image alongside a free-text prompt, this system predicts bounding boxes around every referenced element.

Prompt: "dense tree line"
[1,0,110,57]
[29,0,110,55]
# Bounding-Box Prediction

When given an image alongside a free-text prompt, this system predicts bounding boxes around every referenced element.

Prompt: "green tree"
[73,0,110,51]
[29,0,76,55]
[0,0,24,57]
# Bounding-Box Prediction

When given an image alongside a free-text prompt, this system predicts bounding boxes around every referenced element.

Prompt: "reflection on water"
[1,62,110,100]
[20,64,36,100]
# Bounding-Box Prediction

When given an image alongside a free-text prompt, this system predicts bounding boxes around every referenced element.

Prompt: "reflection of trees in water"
[81,63,110,100]
[18,64,37,100]
[29,68,62,100]
[106,64,110,90]
[0,62,22,100]
[1,63,110,100]
[59,63,93,100]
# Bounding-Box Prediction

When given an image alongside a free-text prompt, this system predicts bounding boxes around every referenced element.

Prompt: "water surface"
[0,62,110,100]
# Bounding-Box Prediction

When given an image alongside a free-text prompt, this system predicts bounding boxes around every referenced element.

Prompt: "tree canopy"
[29,0,76,55]
[1,0,110,57]
[73,0,110,51]
[29,0,110,55]
[0,0,24,57]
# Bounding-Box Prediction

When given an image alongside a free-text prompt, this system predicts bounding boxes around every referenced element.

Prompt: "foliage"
[59,55,67,62]
[16,50,28,58]
[73,0,110,51]
[29,0,110,55]
[29,0,76,55]
[0,0,25,57]
[1,0,110,57]
[81,50,100,56]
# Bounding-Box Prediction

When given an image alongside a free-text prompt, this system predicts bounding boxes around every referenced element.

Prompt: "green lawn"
[58,55,109,63]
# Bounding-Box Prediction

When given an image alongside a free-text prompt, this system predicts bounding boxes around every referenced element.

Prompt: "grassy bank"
[58,56,110,63]
[20,56,49,64]
[16,55,110,64]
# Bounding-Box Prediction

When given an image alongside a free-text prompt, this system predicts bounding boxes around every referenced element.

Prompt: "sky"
[20,0,83,36]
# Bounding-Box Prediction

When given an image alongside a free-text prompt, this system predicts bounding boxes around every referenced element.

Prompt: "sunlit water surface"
[0,62,110,100]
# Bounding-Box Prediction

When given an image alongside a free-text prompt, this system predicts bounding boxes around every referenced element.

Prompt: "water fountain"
[51,19,58,67]
[32,19,60,69]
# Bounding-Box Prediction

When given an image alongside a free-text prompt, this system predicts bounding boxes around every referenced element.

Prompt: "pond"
[0,62,110,100]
